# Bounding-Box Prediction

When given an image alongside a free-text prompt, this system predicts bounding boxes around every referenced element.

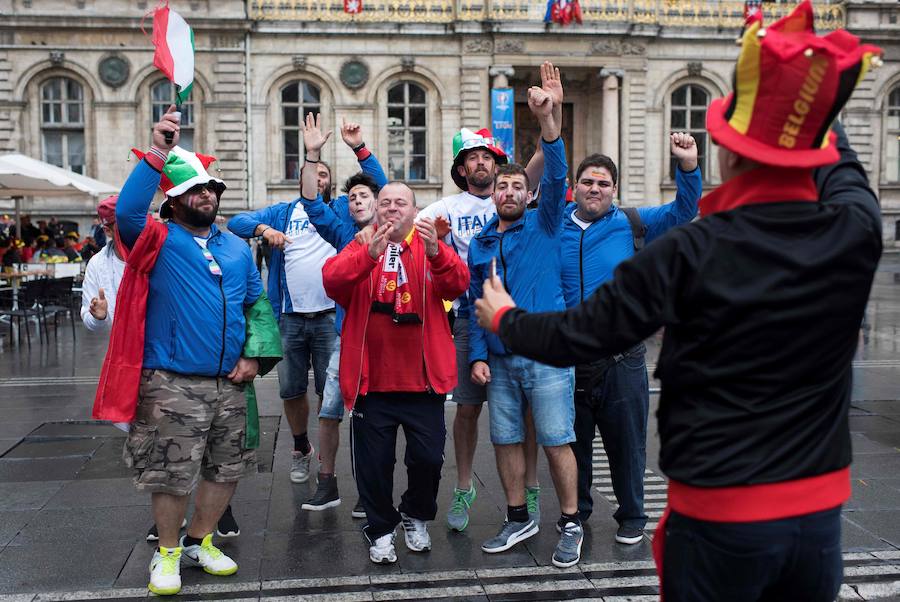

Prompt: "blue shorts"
[318,336,344,421]
[486,354,575,447]
[277,311,336,400]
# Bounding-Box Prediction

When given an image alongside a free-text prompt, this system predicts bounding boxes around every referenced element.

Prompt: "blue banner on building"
[491,88,515,163]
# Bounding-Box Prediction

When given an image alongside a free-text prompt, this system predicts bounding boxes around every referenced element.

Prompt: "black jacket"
[498,123,882,487]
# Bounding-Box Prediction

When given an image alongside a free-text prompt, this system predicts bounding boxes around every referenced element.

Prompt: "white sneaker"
[400,512,432,552]
[148,546,182,596]
[180,534,238,576]
[290,446,315,483]
[369,531,397,564]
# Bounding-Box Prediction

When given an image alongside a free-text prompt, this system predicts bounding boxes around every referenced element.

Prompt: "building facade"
[1,0,898,245]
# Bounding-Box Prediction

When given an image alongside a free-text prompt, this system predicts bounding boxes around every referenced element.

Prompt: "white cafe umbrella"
[0,153,119,238]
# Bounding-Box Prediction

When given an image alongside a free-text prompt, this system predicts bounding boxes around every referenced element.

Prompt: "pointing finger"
[98,287,105,300]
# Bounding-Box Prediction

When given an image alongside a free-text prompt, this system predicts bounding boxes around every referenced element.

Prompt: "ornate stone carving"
[464,39,493,55]
[49,51,64,65]
[496,39,524,54]
[340,59,370,90]
[401,56,416,71]
[99,55,130,88]
[292,55,307,70]
[687,61,703,76]
[591,39,646,56]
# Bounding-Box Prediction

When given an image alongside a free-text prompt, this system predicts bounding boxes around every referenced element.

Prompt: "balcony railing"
[250,0,845,29]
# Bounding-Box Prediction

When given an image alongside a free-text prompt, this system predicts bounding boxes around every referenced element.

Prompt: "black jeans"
[571,344,649,527]
[662,507,843,601]
[350,391,446,540]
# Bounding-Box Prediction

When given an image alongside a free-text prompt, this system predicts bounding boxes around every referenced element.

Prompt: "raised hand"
[152,105,180,151]
[303,112,333,157]
[355,223,376,246]
[527,86,553,119]
[415,217,439,258]
[434,216,451,239]
[89,287,108,321]
[474,274,517,332]
[670,132,698,173]
[540,61,563,107]
[368,223,391,261]
[340,118,365,149]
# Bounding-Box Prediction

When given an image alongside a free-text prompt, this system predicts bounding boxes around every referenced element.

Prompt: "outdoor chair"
[0,278,47,347]
[39,276,77,341]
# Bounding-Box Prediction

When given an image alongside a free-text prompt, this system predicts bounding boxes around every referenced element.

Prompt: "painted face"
[574,166,617,221]
[174,183,220,227]
[492,174,530,223]
[376,182,417,240]
[348,184,376,227]
[458,149,497,190]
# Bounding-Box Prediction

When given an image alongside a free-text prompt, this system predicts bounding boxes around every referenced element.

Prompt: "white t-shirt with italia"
[417,191,496,265]
[283,202,336,313]
[418,191,496,314]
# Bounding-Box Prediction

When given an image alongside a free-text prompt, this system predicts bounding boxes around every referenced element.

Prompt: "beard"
[174,200,218,228]
[497,203,525,222]
[466,168,493,190]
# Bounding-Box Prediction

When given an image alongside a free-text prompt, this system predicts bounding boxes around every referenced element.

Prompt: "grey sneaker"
[447,483,477,532]
[369,531,397,564]
[481,519,538,553]
[615,525,644,545]
[301,474,341,511]
[351,499,366,519]
[525,485,541,524]
[552,522,584,568]
[400,512,432,552]
[290,446,314,483]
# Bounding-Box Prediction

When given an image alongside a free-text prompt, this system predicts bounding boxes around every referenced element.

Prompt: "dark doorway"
[515,101,574,184]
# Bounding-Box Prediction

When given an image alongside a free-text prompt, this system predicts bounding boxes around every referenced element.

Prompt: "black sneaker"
[351,499,366,519]
[301,475,341,511]
[147,518,187,541]
[615,525,644,545]
[216,505,240,538]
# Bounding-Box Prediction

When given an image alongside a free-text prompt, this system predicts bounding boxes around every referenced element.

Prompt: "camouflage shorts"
[123,369,257,496]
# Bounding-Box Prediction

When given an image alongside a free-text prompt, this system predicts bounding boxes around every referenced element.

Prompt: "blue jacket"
[227,154,386,322]
[468,137,568,363]
[560,166,702,308]
[300,194,359,334]
[117,160,263,377]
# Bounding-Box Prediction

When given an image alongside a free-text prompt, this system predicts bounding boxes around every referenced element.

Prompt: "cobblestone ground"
[1,258,900,600]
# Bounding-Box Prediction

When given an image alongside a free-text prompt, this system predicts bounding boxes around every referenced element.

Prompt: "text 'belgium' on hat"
[706,0,882,169]
[450,128,509,191]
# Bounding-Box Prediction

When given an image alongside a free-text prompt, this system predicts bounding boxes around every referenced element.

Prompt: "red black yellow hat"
[707,0,882,168]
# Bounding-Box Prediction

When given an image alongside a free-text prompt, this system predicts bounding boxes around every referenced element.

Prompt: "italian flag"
[151,3,194,104]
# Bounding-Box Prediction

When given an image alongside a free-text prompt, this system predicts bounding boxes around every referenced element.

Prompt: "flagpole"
[164,84,183,145]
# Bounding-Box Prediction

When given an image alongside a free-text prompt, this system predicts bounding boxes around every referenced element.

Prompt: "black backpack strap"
[621,206,647,252]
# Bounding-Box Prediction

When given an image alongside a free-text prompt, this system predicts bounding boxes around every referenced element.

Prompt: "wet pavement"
[1,258,900,600]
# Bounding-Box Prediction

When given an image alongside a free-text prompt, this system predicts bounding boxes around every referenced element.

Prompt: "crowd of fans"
[0,214,108,267]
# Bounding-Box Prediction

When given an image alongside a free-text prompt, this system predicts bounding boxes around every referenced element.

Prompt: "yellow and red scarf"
[372,238,420,323]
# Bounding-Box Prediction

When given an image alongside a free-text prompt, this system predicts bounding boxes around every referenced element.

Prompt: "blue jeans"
[318,336,344,420]
[662,507,842,601]
[487,354,575,447]
[277,311,336,399]
[572,344,649,528]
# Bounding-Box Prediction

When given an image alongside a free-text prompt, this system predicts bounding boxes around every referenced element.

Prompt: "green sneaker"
[447,483,477,531]
[526,485,541,524]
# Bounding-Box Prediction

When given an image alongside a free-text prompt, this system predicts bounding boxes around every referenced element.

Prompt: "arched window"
[669,84,709,179]
[886,86,900,183]
[41,77,85,174]
[387,81,427,181]
[281,80,321,180]
[151,80,195,150]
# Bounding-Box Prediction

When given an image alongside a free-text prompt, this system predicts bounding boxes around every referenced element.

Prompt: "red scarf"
[92,217,168,423]
[372,239,420,324]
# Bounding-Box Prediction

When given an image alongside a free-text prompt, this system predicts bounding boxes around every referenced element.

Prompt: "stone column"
[489,64,515,90]
[599,68,624,167]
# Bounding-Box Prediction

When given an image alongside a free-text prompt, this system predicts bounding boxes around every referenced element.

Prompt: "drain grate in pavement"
[0,417,280,483]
